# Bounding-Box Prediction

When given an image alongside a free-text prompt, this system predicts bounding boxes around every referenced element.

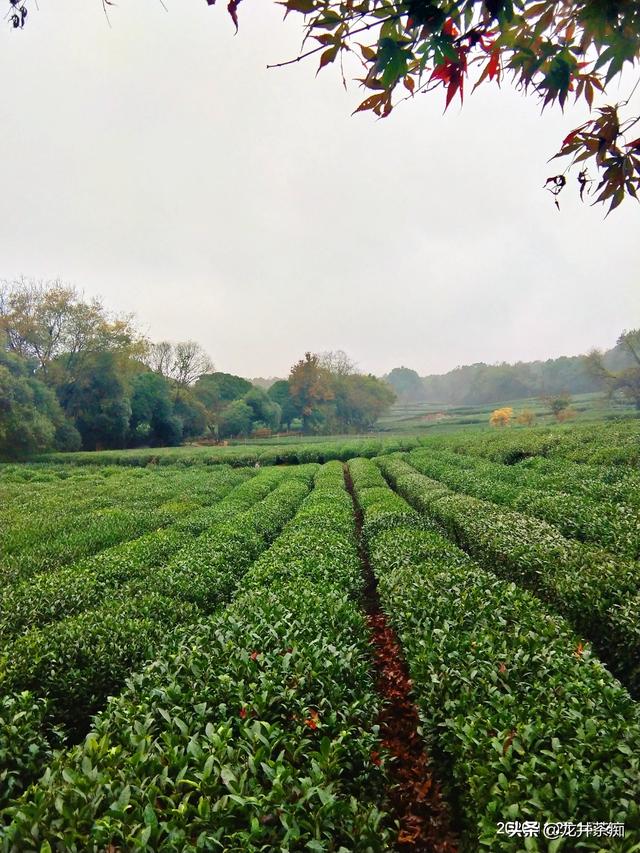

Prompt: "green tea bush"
[370,526,640,851]
[0,694,65,809]
[408,449,640,559]
[1,466,391,852]
[379,455,640,696]
[350,457,640,851]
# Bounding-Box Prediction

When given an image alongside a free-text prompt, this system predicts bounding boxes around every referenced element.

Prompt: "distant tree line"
[0,279,395,458]
[385,335,640,409]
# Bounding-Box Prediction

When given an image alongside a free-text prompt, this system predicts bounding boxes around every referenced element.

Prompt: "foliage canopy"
[206,0,640,213]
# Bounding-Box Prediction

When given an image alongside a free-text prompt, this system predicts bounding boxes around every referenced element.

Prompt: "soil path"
[343,464,458,853]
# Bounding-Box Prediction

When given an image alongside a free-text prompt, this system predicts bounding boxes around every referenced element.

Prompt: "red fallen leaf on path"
[250,650,260,661]
[239,707,247,719]
[398,826,421,844]
[498,662,507,674]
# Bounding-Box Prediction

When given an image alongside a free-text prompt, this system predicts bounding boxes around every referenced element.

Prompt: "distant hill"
[249,377,284,390]
[384,335,636,405]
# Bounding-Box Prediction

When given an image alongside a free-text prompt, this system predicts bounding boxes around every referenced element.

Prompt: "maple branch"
[267,13,401,70]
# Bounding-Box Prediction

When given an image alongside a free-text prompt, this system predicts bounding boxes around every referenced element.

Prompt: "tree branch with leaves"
[207,0,640,213]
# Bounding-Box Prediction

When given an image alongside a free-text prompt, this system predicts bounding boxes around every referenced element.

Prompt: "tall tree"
[128,372,183,447]
[318,350,358,376]
[385,366,425,403]
[0,277,144,382]
[59,351,132,450]
[0,346,80,459]
[193,372,253,412]
[268,379,299,428]
[145,340,214,387]
[587,330,640,409]
[288,352,335,432]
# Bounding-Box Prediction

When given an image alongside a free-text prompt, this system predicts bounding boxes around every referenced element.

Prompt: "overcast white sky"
[1,0,638,378]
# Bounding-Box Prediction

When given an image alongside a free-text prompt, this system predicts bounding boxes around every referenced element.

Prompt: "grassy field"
[1,417,640,850]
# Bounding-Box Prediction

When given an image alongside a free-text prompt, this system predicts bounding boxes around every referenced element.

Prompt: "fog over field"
[0,1,638,377]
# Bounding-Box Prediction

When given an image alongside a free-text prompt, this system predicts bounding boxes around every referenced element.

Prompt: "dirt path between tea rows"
[343,464,458,853]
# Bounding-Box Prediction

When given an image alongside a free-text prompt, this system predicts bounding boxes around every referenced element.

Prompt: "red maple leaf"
[305,709,320,730]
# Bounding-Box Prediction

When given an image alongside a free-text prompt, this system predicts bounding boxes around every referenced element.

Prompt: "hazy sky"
[1,1,638,378]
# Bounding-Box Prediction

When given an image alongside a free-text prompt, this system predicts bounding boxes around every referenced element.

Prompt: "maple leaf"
[228,0,242,31]
[305,709,320,729]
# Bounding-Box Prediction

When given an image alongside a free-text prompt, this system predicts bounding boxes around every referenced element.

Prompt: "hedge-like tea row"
[0,465,224,554]
[379,455,640,696]
[1,463,392,851]
[349,457,640,851]
[0,694,65,813]
[417,419,640,468]
[0,469,268,641]
[0,471,317,732]
[0,469,319,810]
[408,449,640,559]
[0,466,253,586]
[347,457,420,540]
[34,435,424,468]
[0,467,299,642]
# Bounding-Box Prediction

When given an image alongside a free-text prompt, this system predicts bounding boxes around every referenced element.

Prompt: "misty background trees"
[383,338,640,408]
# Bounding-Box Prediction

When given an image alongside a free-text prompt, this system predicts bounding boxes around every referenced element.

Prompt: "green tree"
[218,399,254,438]
[0,348,80,459]
[174,390,209,439]
[58,351,132,450]
[587,330,640,409]
[243,386,281,431]
[333,373,396,431]
[193,372,253,412]
[128,372,183,447]
[0,278,144,384]
[288,352,334,433]
[545,392,573,417]
[268,379,299,429]
[385,367,424,403]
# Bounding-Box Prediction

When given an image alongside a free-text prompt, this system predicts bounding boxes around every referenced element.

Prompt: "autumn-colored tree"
[0,277,144,382]
[204,0,640,213]
[288,351,335,432]
[490,406,513,427]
